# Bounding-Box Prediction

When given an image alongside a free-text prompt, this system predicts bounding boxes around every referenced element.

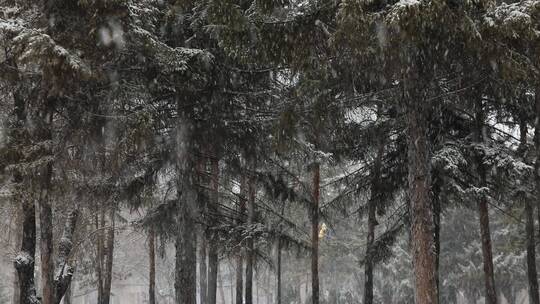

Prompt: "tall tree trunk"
[218,269,226,304]
[474,98,497,304]
[406,98,438,304]
[174,115,197,304]
[63,283,71,304]
[525,196,539,304]
[208,156,220,304]
[199,233,208,304]
[276,238,282,304]
[14,200,38,304]
[523,106,540,304]
[39,163,54,304]
[54,209,79,304]
[311,162,320,304]
[149,227,156,304]
[245,160,256,304]
[236,175,247,304]
[96,210,104,304]
[198,154,208,304]
[432,175,442,301]
[364,136,384,304]
[13,202,23,304]
[103,207,115,304]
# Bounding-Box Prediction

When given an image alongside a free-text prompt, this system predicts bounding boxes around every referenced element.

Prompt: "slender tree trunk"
[364,136,384,304]
[311,162,320,304]
[96,210,104,304]
[432,176,442,300]
[14,200,38,304]
[63,283,72,304]
[245,160,256,304]
[208,240,219,304]
[198,154,208,304]
[103,208,115,304]
[525,198,539,304]
[236,175,247,304]
[218,269,226,304]
[13,202,23,304]
[474,98,497,304]
[521,110,540,304]
[149,227,156,304]
[236,254,244,304]
[175,114,198,304]
[208,156,220,304]
[199,233,208,304]
[406,97,438,304]
[39,164,54,304]
[276,238,282,304]
[54,209,79,304]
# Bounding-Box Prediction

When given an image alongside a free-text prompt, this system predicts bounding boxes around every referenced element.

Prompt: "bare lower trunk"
[236,175,247,304]
[478,198,497,304]
[432,176,442,300]
[54,210,79,304]
[15,200,38,304]
[149,227,156,304]
[521,113,540,304]
[63,283,71,304]
[276,238,282,304]
[208,246,218,304]
[474,98,497,304]
[363,195,376,304]
[236,255,243,304]
[102,208,115,304]
[199,233,208,304]
[536,89,540,251]
[174,115,197,304]
[525,199,539,304]
[218,270,226,304]
[311,162,320,304]
[245,160,256,304]
[39,164,54,304]
[96,211,104,304]
[207,156,220,304]
[13,202,23,304]
[407,101,438,304]
[364,136,384,304]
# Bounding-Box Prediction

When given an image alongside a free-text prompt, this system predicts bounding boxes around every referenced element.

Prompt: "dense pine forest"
[1,0,540,303]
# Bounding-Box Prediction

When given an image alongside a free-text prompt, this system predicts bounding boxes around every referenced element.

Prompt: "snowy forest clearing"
[2,0,540,304]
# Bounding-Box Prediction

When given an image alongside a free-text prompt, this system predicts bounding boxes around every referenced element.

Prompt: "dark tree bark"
[13,202,23,304]
[54,210,79,304]
[311,162,320,304]
[199,232,208,304]
[406,97,438,304]
[103,208,115,304]
[525,195,539,304]
[432,177,442,300]
[174,115,197,304]
[63,283,71,304]
[245,160,256,304]
[149,227,156,304]
[207,156,220,304]
[15,200,38,304]
[95,211,105,304]
[524,99,540,304]
[276,238,282,304]
[474,98,497,304]
[39,164,54,304]
[236,175,247,304]
[197,155,208,304]
[364,137,384,304]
